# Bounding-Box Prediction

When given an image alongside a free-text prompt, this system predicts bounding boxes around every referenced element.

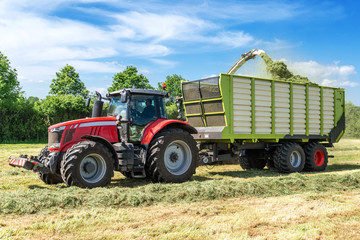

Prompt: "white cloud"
[88,87,108,96]
[121,43,171,57]
[67,61,125,73]
[321,79,358,87]
[201,74,218,79]
[112,11,211,42]
[15,65,59,83]
[149,59,178,68]
[257,38,302,51]
[206,31,254,48]
[286,60,357,87]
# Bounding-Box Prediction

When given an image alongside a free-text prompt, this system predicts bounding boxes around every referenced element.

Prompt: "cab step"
[131,165,146,178]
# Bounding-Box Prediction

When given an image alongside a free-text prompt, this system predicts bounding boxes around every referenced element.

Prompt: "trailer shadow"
[324,164,360,172]
[206,169,282,179]
[206,164,360,179]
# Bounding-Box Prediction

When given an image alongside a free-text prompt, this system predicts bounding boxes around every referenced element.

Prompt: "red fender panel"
[141,119,197,145]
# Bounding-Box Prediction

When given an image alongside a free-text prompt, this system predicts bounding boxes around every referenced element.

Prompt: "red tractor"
[10,89,198,188]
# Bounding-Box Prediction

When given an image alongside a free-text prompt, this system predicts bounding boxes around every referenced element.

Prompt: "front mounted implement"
[8,156,48,173]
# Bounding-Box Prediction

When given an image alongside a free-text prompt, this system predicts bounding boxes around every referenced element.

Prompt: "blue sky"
[0,0,359,105]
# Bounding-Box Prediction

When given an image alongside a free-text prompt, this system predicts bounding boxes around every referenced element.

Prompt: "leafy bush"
[35,95,91,127]
[0,98,44,142]
[344,102,360,138]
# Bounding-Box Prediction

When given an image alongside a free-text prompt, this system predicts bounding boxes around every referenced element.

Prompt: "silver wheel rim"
[290,150,302,168]
[79,153,107,183]
[164,140,192,175]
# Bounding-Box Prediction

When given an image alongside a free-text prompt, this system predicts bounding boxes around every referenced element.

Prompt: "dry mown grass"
[1,191,360,239]
[0,139,360,239]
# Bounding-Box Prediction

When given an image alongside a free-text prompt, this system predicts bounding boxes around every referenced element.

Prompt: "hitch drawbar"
[8,156,44,171]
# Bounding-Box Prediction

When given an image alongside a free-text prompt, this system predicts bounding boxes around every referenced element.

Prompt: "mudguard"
[140,119,197,145]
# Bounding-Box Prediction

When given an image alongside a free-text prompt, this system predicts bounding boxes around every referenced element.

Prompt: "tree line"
[0,51,184,142]
[0,51,359,142]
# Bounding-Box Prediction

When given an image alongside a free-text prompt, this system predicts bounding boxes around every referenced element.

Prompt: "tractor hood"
[48,117,118,152]
[48,117,116,131]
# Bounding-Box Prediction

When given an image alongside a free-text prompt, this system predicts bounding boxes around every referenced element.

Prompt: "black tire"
[60,141,114,188]
[146,128,198,183]
[37,145,63,185]
[303,142,328,171]
[239,150,267,170]
[273,143,305,173]
[267,158,275,169]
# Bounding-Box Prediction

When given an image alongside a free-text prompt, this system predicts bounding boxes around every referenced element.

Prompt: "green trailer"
[181,74,345,173]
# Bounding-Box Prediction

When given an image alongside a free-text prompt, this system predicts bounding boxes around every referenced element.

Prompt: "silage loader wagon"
[181,74,345,172]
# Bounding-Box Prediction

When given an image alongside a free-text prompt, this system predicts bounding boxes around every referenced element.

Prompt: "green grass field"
[1,139,360,239]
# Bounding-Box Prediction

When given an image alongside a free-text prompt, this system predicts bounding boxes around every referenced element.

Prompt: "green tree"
[26,96,39,105]
[157,74,185,99]
[0,51,21,102]
[345,102,360,138]
[108,66,153,92]
[49,65,89,98]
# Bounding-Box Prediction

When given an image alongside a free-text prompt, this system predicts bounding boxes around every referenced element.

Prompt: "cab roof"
[108,88,169,97]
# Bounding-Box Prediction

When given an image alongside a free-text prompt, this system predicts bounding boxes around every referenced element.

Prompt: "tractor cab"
[107,89,169,142]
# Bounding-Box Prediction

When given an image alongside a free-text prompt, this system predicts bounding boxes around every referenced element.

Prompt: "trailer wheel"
[239,150,266,170]
[60,141,114,188]
[273,143,305,173]
[304,142,328,171]
[146,128,198,183]
[37,145,63,185]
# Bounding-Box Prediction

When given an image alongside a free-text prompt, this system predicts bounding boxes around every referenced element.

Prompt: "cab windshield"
[107,97,127,118]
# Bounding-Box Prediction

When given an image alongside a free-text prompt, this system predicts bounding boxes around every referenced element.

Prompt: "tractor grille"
[48,127,65,148]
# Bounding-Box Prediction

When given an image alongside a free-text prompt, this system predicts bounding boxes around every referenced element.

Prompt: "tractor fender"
[81,135,119,170]
[140,119,197,145]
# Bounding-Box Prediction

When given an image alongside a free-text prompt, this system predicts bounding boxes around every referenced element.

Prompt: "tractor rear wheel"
[38,145,63,185]
[273,143,305,173]
[60,141,114,188]
[239,150,267,170]
[303,142,328,171]
[146,128,198,183]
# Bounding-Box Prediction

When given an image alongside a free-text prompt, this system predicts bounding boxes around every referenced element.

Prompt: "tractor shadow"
[109,178,152,188]
[205,163,360,179]
[27,185,52,190]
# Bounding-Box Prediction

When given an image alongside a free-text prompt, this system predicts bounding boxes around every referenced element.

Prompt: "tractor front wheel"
[146,129,198,183]
[60,141,114,188]
[38,145,63,185]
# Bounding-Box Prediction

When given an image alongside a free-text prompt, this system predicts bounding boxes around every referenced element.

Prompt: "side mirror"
[85,98,90,107]
[121,91,128,103]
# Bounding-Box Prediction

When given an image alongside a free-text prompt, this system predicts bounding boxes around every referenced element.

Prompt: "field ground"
[0,139,360,239]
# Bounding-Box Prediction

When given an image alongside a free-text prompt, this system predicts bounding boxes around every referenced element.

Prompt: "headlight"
[48,126,65,149]
[50,126,65,132]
